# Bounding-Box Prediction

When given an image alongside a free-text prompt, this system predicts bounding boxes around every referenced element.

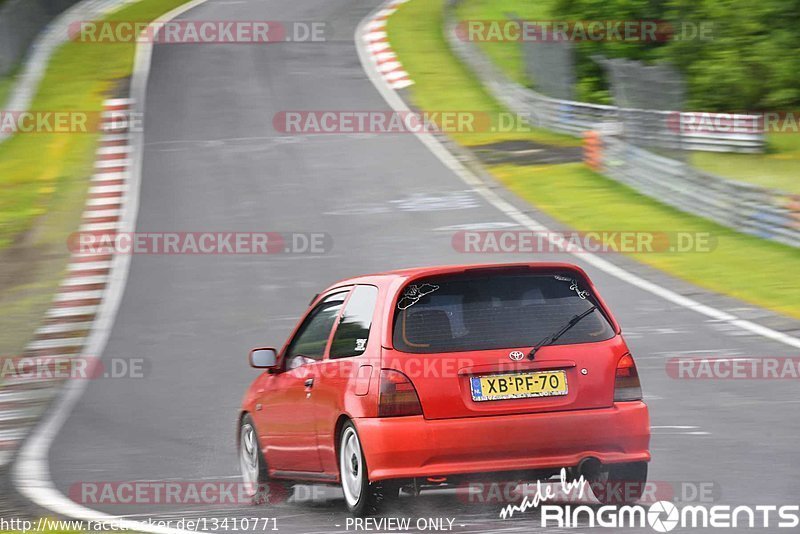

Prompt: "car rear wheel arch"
[236,411,249,448]
[334,414,353,472]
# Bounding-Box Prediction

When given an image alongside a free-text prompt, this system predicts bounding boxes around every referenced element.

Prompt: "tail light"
[379,370,423,417]
[614,353,642,402]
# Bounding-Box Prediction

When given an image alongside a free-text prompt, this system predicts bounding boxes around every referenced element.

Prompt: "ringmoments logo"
[497,471,800,530]
[536,502,800,530]
[541,501,800,532]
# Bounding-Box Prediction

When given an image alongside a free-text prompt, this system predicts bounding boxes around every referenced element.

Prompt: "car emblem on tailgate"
[508,351,525,361]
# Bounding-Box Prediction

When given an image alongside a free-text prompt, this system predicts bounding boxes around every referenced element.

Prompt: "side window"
[285,291,348,369]
[330,285,379,359]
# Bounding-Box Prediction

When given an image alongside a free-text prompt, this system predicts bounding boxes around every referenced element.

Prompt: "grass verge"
[387,0,800,319]
[0,0,192,356]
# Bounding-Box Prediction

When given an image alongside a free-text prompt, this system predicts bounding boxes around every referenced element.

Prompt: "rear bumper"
[355,402,650,481]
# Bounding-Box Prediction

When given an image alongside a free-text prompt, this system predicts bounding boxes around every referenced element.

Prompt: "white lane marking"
[434,222,520,231]
[104,98,132,107]
[92,171,127,181]
[36,322,93,335]
[363,30,387,41]
[100,110,130,119]
[365,20,386,31]
[654,349,740,355]
[45,305,99,318]
[27,337,87,350]
[384,69,410,81]
[89,184,127,194]
[86,195,123,205]
[0,409,40,423]
[79,222,119,232]
[83,209,122,219]
[54,290,104,301]
[354,1,800,352]
[367,41,391,52]
[374,51,396,61]
[97,146,131,155]
[14,4,218,534]
[68,261,111,271]
[61,276,108,286]
[651,425,710,436]
[378,60,402,72]
[100,133,131,143]
[0,391,52,407]
[375,8,398,18]
[655,431,711,436]
[95,158,130,168]
[391,79,414,89]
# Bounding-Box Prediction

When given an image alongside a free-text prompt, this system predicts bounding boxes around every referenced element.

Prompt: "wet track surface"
[44,0,800,532]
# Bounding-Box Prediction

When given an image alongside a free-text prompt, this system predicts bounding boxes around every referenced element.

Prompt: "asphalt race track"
[42,0,800,532]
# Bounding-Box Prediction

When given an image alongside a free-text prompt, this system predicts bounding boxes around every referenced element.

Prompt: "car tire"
[239,414,293,505]
[339,421,398,516]
[589,461,648,505]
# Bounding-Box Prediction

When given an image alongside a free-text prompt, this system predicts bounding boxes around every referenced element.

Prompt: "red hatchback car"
[238,263,650,515]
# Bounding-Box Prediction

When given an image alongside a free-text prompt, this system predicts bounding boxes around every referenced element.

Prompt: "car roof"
[321,262,590,292]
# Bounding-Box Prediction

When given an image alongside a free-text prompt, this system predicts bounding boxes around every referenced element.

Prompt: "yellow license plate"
[470,370,568,402]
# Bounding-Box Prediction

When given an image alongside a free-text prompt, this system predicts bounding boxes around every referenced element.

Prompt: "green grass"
[0,0,193,357]
[388,0,800,319]
[691,134,800,194]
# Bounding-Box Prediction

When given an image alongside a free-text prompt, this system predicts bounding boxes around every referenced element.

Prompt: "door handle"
[304,378,314,388]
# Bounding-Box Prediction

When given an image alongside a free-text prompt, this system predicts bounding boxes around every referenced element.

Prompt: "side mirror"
[249,348,277,369]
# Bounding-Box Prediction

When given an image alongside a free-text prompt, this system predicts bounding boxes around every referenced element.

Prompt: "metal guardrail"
[442,9,800,248]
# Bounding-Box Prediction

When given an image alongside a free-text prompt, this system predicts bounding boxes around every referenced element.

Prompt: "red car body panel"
[240,262,651,483]
[356,403,650,481]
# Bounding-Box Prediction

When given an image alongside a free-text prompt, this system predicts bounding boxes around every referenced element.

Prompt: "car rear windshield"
[392,272,615,353]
